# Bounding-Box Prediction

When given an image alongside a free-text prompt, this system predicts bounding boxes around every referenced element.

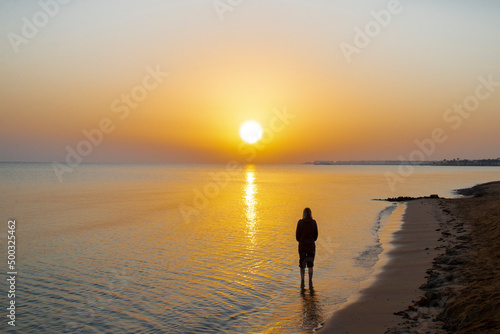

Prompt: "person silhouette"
[295,207,318,289]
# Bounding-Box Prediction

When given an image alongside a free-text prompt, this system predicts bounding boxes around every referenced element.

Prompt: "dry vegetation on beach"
[390,182,500,333]
[442,182,500,333]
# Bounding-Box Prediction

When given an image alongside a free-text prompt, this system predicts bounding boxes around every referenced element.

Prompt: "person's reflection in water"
[300,286,324,330]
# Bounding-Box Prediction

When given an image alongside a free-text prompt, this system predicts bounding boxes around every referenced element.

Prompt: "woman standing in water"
[296,207,318,289]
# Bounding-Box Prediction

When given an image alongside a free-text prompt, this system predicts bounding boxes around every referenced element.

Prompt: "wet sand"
[317,181,500,334]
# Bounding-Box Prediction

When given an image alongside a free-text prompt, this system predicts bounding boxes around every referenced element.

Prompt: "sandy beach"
[317,181,500,334]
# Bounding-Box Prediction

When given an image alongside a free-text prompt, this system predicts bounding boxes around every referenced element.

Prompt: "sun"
[239,120,263,144]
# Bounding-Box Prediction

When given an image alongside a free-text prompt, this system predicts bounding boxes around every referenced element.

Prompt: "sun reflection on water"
[244,165,259,248]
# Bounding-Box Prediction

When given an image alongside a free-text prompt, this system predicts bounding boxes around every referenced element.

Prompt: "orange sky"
[1,0,499,164]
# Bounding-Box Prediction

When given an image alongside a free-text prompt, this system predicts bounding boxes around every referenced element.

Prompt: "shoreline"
[317,181,500,333]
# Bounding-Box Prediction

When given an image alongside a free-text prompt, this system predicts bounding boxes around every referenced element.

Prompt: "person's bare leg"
[300,267,305,288]
[308,267,313,288]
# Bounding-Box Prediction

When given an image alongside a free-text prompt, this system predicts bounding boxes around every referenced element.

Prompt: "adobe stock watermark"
[213,0,243,21]
[385,74,499,192]
[52,65,169,182]
[178,106,296,225]
[7,0,73,54]
[340,0,411,64]
[316,236,336,259]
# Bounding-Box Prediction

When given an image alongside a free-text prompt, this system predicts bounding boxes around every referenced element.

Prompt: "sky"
[1,0,499,164]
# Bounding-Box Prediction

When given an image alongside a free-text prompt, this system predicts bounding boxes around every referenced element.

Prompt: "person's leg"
[306,252,315,287]
[308,266,313,287]
[300,267,305,288]
[299,248,306,288]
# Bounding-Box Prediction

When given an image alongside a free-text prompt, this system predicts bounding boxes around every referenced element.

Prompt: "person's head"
[303,207,312,220]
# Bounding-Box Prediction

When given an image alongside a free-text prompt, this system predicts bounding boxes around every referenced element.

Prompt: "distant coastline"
[304,158,500,167]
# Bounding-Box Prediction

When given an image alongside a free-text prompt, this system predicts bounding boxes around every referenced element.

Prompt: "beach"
[317,181,500,334]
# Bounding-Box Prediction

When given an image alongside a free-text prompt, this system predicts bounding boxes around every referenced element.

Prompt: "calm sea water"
[1,163,499,333]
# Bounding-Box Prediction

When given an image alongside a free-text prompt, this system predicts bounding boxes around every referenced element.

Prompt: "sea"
[1,162,499,333]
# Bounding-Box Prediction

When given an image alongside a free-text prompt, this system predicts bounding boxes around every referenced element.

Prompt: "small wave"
[354,204,397,268]
[354,244,382,268]
[373,204,398,235]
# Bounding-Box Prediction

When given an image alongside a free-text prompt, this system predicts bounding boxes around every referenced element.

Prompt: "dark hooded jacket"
[295,218,318,244]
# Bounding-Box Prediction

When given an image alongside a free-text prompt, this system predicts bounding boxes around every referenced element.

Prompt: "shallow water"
[1,163,499,333]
